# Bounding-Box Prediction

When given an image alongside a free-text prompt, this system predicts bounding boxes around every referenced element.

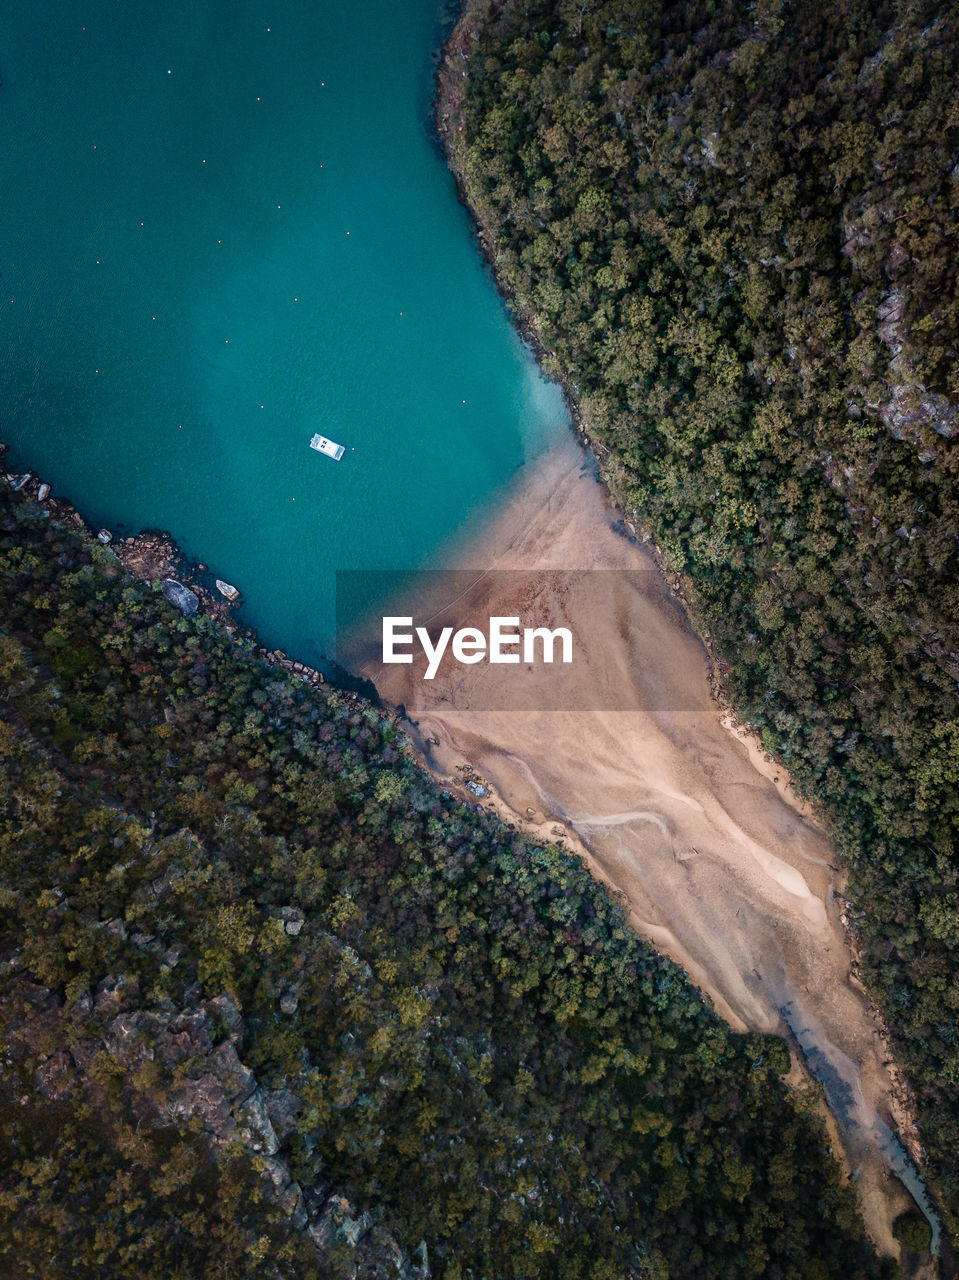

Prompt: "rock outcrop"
[13,965,430,1279]
[875,284,957,460]
[161,578,199,616]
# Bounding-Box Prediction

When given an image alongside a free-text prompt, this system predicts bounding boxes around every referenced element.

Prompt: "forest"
[0,486,899,1277]
[438,0,959,1246]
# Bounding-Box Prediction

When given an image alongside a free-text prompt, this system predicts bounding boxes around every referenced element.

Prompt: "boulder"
[161,578,199,616]
[237,1088,280,1155]
[94,973,135,1013]
[281,905,305,936]
[311,1195,372,1251]
[170,1072,235,1143]
[97,528,113,544]
[105,1013,155,1072]
[881,384,957,442]
[280,1182,309,1231]
[206,992,244,1036]
[265,1087,303,1141]
[211,1041,255,1102]
[34,1051,76,1102]
[412,1239,431,1279]
[36,483,51,501]
[215,579,240,600]
[260,1155,291,1194]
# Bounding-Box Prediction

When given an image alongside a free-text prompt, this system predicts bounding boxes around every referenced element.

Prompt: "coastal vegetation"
[438,0,959,1244]
[0,486,893,1277]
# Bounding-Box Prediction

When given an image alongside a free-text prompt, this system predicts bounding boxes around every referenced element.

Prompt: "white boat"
[310,433,345,460]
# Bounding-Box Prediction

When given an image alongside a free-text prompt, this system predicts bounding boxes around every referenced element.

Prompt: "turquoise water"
[0,0,567,662]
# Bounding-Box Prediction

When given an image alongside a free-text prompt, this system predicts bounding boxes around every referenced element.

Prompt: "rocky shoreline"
[1,445,327,692]
[2,447,539,844]
[1,455,440,1275]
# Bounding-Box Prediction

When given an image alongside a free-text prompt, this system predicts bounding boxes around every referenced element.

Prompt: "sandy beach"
[351,432,937,1264]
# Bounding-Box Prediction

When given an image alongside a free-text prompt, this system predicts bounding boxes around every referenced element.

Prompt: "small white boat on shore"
[310,433,345,460]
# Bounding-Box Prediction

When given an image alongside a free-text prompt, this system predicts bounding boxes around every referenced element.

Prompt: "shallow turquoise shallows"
[0,0,567,662]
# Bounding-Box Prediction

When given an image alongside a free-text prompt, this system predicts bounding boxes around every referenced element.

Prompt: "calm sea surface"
[0,0,567,662]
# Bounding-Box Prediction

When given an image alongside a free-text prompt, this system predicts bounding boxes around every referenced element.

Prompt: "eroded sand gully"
[354,435,935,1260]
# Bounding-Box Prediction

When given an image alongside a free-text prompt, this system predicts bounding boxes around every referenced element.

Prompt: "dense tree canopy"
[0,488,892,1277]
[440,0,959,1241]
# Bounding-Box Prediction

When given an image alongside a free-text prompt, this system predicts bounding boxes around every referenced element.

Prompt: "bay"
[0,0,567,662]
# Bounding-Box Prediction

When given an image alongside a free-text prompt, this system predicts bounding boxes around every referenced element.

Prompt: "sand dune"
[353,434,937,1263]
